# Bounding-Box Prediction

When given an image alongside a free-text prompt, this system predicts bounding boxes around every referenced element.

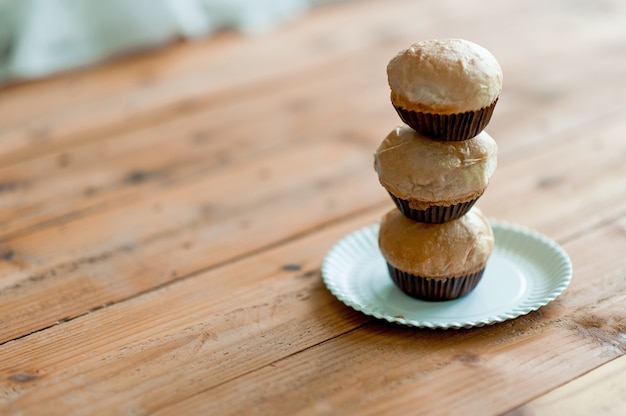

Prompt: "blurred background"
[0,0,340,85]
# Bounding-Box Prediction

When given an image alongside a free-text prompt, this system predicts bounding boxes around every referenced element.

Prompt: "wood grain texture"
[508,355,626,416]
[0,139,382,343]
[2,103,624,345]
[0,0,625,414]
[0,208,382,412]
[0,212,623,415]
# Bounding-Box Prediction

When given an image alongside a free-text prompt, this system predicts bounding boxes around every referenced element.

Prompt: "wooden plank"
[0,0,405,123]
[0,53,388,239]
[2,20,626,240]
[0,0,425,163]
[0,138,384,344]
[508,355,626,416]
[481,108,626,241]
[0,0,479,125]
[1,0,626,166]
[143,220,626,415]
[0,204,623,415]
[488,1,626,160]
[0,1,624,414]
[1,103,625,345]
[0,0,625,242]
[0,207,382,413]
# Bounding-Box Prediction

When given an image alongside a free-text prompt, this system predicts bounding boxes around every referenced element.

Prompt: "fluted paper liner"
[394,98,498,141]
[387,264,486,301]
[389,192,480,224]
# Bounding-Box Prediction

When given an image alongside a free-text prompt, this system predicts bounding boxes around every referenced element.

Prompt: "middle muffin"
[374,124,497,223]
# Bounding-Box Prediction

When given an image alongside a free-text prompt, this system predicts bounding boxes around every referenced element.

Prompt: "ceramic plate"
[322,221,572,329]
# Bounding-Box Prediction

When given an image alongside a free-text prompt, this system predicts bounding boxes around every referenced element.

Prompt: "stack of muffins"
[374,39,502,301]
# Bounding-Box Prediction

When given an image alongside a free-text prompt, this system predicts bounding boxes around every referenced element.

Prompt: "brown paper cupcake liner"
[394,98,498,141]
[389,192,480,223]
[387,264,486,301]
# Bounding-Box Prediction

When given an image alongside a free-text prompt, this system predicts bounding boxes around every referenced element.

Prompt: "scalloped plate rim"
[321,220,573,329]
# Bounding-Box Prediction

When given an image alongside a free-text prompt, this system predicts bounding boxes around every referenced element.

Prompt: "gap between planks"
[0,209,622,414]
[507,354,626,415]
[0,108,625,346]
[149,220,626,415]
[0,200,389,348]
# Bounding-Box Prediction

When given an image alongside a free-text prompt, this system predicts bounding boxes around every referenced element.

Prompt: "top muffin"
[387,39,502,114]
[387,39,502,140]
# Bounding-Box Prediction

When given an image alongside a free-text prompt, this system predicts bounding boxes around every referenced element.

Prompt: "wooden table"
[1,0,625,414]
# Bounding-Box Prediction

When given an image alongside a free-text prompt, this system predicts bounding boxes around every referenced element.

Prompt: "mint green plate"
[322,221,572,329]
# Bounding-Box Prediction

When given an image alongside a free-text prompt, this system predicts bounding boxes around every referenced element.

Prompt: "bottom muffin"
[378,207,494,301]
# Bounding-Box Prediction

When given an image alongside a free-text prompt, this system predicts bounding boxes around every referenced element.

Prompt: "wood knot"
[454,353,483,365]
[8,372,39,383]
[536,176,561,188]
[1,248,15,261]
[281,264,302,271]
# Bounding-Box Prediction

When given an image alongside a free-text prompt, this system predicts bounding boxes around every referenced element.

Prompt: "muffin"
[387,39,502,141]
[374,125,497,223]
[378,207,494,301]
